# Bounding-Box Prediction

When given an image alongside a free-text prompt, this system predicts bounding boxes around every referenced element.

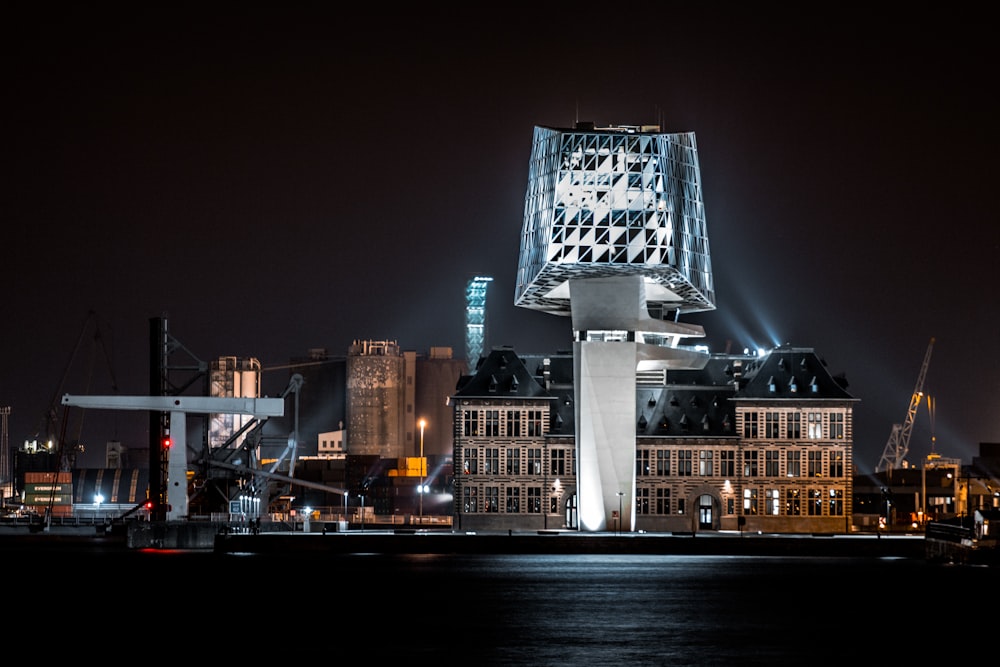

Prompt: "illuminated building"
[452,344,858,534]
[515,123,715,531]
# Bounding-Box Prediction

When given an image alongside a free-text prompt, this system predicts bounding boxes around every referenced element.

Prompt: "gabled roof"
[732,345,856,401]
[453,344,856,440]
[454,347,554,399]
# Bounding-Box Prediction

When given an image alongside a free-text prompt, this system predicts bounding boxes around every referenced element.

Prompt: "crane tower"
[875,337,934,473]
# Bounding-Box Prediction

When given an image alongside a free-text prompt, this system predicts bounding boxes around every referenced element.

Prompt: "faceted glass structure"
[516,124,715,317]
[465,276,493,365]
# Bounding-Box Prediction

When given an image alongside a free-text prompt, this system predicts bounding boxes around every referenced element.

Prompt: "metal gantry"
[876,337,935,472]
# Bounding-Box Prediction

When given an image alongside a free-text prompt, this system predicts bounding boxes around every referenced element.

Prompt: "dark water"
[20,548,997,664]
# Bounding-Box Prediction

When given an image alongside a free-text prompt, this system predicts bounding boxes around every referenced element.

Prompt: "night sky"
[3,6,997,472]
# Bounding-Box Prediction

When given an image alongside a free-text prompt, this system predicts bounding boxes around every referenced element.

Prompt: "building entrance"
[698,494,714,530]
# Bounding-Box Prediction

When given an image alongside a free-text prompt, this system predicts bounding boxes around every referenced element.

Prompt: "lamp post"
[418,418,427,522]
[616,491,625,536]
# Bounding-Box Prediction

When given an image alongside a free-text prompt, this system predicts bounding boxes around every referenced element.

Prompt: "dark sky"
[3,6,997,472]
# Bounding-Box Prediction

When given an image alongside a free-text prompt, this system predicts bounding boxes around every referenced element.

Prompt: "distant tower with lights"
[515,122,716,532]
[465,276,493,366]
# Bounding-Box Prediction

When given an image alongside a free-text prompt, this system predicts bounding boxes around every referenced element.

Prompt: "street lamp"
[616,491,625,536]
[418,418,427,521]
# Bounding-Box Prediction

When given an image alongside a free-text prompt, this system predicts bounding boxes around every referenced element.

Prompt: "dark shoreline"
[0,523,927,559]
[214,530,926,558]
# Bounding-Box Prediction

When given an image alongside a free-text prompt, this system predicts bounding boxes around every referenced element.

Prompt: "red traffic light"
[162,437,172,449]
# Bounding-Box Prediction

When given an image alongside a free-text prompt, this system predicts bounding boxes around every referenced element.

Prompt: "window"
[720,450,736,477]
[464,486,478,513]
[484,448,500,474]
[787,412,801,439]
[828,488,844,516]
[785,488,800,515]
[678,450,693,476]
[743,487,758,515]
[636,487,650,515]
[506,410,522,437]
[743,412,759,438]
[657,450,671,476]
[485,410,500,437]
[637,449,651,476]
[506,448,520,475]
[677,497,686,514]
[551,449,566,475]
[464,448,478,475]
[830,413,844,440]
[743,450,759,477]
[807,412,823,439]
[808,450,823,477]
[506,487,520,513]
[807,488,822,516]
[527,410,544,436]
[787,450,801,477]
[527,448,542,475]
[765,412,780,438]
[527,487,541,513]
[766,488,780,515]
[765,450,780,476]
[727,497,735,515]
[656,488,671,514]
[464,410,479,437]
[699,450,713,476]
[484,487,499,513]
[829,449,844,478]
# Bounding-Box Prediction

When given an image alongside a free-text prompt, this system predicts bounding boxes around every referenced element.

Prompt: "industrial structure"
[465,276,493,366]
[514,123,716,532]
[875,337,934,473]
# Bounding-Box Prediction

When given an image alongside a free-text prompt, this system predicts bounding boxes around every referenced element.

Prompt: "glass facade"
[515,124,715,316]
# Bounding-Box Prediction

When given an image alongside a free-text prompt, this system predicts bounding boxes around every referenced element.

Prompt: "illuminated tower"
[516,123,716,532]
[465,276,493,366]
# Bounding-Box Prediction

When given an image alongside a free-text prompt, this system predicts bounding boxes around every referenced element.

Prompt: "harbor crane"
[875,337,934,473]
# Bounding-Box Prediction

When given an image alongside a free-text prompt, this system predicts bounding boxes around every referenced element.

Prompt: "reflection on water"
[18,550,998,664]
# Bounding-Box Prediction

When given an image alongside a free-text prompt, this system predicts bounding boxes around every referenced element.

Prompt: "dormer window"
[689,396,698,407]
[510,376,519,392]
[778,358,786,370]
[702,414,710,431]
[637,414,648,431]
[489,375,499,392]
[648,396,656,407]
[810,376,818,393]
[669,395,680,406]
[768,376,776,392]
[789,378,798,393]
